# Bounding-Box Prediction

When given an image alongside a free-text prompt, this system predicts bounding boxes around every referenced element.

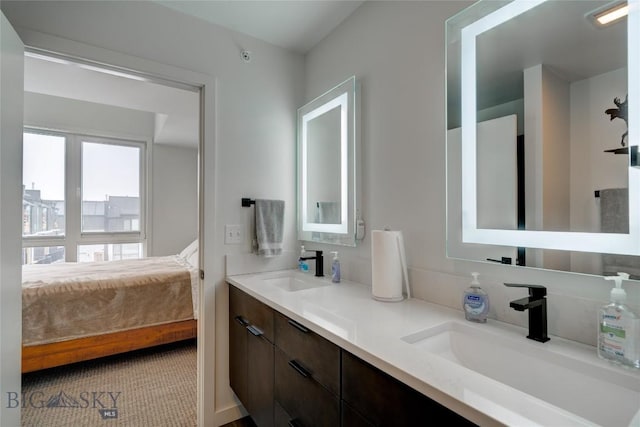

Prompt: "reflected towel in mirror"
[315,201,340,224]
[254,199,284,257]
[312,201,340,242]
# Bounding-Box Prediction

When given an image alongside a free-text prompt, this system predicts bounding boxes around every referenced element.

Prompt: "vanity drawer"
[230,284,274,343]
[274,311,340,396]
[274,347,340,427]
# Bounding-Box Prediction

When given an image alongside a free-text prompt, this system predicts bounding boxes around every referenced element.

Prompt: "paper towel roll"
[371,230,410,302]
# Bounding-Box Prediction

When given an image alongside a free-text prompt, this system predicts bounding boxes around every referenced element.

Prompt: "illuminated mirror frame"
[297,76,358,245]
[460,0,640,255]
[301,92,348,233]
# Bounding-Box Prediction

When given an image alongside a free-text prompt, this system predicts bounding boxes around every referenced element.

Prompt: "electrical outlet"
[224,224,243,244]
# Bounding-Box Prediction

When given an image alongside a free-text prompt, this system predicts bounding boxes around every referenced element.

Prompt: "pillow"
[187,248,198,267]
[179,239,198,260]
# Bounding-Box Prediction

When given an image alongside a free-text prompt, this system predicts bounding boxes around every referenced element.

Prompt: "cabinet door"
[342,351,476,427]
[247,328,275,427]
[275,347,340,427]
[229,285,249,403]
[229,284,275,427]
[341,401,373,427]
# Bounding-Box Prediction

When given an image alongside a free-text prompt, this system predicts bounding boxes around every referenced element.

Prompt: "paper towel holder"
[371,229,411,302]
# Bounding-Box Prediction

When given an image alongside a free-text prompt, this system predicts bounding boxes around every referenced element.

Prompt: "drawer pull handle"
[287,319,309,333]
[288,419,302,427]
[234,316,249,327]
[247,325,264,337]
[288,360,310,378]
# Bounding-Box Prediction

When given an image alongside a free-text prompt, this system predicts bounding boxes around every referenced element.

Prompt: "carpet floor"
[21,339,197,427]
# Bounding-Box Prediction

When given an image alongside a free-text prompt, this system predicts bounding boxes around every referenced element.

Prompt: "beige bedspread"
[22,255,195,346]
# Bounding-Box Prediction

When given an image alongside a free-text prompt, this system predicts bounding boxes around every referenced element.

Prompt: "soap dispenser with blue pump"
[463,272,489,323]
[598,272,639,369]
[330,251,340,283]
[298,245,309,273]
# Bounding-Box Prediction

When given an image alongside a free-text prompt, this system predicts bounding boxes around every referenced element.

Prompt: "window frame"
[22,127,148,262]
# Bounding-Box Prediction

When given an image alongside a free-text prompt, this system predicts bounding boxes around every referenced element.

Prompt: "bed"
[21,241,199,373]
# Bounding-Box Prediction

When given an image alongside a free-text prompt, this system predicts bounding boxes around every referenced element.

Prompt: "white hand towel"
[254,199,284,257]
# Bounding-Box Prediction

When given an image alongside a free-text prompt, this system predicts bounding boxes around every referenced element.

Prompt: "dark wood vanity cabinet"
[229,284,475,427]
[229,285,275,427]
[274,312,341,427]
[341,350,476,426]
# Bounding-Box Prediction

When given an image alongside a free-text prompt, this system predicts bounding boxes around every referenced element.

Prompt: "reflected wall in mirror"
[446,0,640,279]
[298,76,359,246]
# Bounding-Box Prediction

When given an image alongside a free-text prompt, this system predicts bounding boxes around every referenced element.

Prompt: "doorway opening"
[20,49,203,426]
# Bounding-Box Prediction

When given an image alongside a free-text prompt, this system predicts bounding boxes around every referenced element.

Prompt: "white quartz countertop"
[227,270,640,427]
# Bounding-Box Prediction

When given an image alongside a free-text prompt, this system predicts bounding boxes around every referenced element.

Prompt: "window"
[82,141,141,233]
[22,129,146,264]
[22,133,65,238]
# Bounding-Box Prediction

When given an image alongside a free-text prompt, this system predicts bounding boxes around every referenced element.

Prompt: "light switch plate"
[225,224,243,244]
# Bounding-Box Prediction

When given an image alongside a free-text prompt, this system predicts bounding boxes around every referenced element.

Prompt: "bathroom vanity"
[227,270,640,427]
[229,281,472,427]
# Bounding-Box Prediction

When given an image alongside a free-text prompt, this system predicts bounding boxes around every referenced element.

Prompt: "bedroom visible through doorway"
[21,51,201,426]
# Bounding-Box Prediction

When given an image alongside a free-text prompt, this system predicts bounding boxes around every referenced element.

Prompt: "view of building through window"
[22,131,144,264]
[22,132,65,238]
[82,141,141,233]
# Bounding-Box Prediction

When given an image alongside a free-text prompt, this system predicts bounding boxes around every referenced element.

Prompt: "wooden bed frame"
[22,319,197,373]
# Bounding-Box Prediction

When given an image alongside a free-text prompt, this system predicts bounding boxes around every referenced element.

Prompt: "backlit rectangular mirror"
[297,76,359,246]
[447,0,640,277]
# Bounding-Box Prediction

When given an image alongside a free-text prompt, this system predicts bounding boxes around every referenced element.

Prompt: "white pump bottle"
[598,272,639,369]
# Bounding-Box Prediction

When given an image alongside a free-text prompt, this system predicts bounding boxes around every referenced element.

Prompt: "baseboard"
[214,403,247,426]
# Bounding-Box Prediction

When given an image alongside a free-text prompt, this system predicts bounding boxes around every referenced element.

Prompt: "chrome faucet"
[299,250,324,277]
[504,283,550,343]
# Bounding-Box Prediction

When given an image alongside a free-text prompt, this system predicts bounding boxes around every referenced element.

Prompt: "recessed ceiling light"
[590,1,628,27]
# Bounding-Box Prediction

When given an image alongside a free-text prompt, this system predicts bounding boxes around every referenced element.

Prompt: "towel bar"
[241,198,256,207]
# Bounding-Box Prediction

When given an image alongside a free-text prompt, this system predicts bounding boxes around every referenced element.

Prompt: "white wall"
[151,144,198,256]
[24,92,155,138]
[304,1,639,349]
[1,1,304,425]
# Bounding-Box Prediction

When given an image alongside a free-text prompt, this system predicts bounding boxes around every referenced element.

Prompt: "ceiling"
[24,1,627,143]
[23,1,364,148]
[154,0,365,54]
[24,54,200,147]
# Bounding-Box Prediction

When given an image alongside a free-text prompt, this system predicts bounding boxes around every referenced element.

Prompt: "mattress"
[22,255,196,346]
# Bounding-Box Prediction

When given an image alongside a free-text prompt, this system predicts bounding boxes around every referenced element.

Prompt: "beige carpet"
[21,339,197,427]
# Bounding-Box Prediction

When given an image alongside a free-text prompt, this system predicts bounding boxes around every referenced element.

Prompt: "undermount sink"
[401,321,640,427]
[262,272,328,292]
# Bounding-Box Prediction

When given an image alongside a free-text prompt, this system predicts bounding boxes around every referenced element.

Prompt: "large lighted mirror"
[297,76,359,246]
[446,0,640,278]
